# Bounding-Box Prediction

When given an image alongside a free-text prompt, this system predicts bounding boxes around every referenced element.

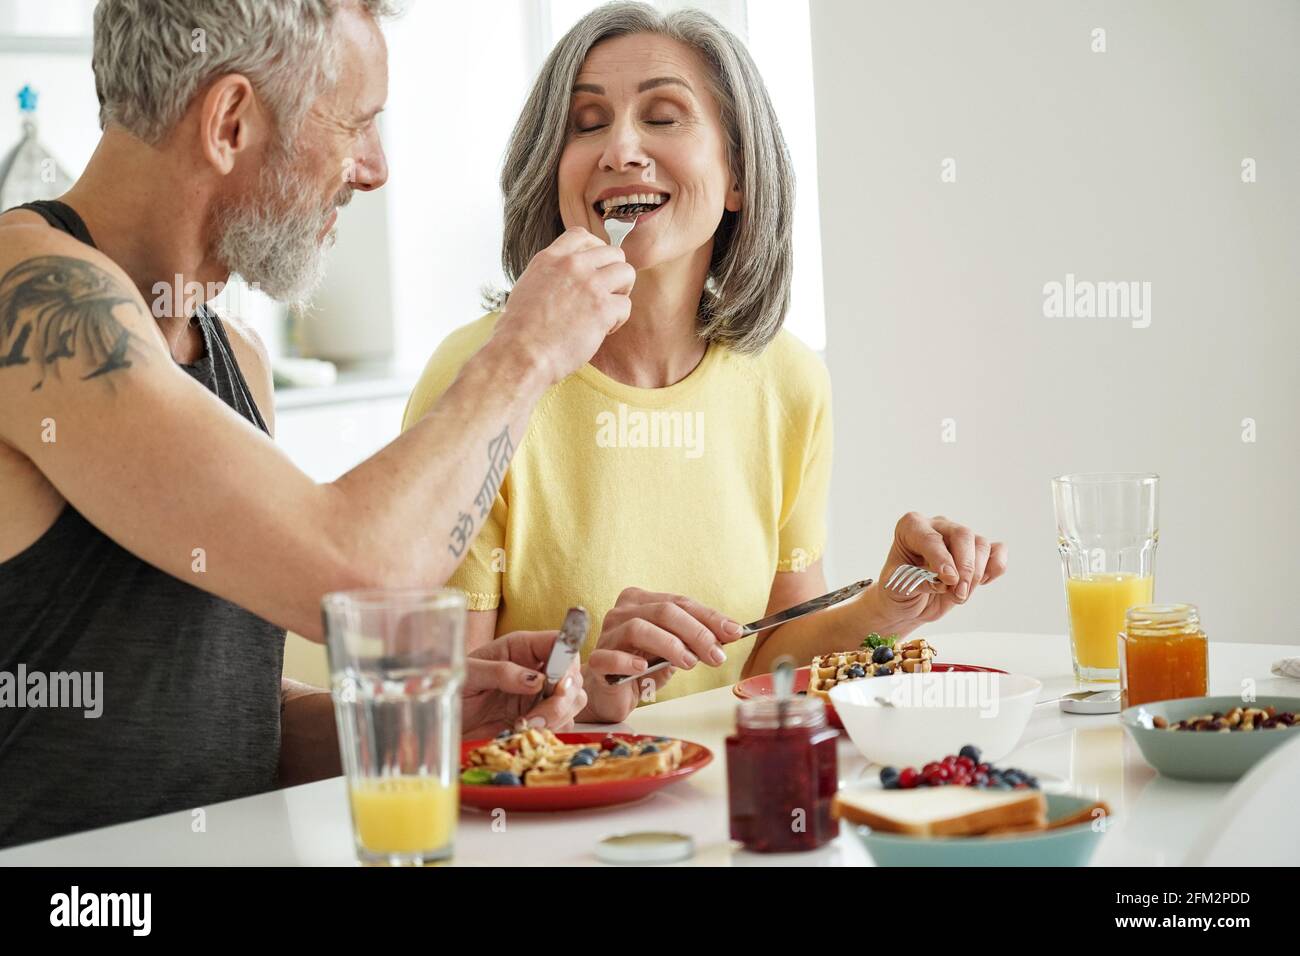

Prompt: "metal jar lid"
[595,831,694,865]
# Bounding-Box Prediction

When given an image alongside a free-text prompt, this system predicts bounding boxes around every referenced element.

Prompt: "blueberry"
[846,664,866,679]
[491,771,522,786]
[653,736,670,742]
[879,766,900,788]
[495,728,513,740]
[958,744,981,764]
[610,744,631,758]
[875,665,893,677]
[577,747,599,759]
[641,744,659,754]
[569,751,595,768]
[872,646,894,665]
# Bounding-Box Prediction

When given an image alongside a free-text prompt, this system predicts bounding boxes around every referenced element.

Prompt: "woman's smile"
[593,188,671,229]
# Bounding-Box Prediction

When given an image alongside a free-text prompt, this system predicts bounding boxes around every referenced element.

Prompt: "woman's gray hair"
[497,1,794,354]
[92,0,401,146]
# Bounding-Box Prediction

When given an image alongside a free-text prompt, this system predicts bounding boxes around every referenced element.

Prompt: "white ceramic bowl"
[828,671,1042,767]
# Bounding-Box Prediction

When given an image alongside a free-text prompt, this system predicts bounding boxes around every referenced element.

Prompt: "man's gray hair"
[500,1,795,355]
[92,0,400,145]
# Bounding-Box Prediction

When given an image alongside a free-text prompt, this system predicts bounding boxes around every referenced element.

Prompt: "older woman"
[403,2,1007,723]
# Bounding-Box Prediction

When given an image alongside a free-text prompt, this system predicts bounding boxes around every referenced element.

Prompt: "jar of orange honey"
[1119,604,1208,708]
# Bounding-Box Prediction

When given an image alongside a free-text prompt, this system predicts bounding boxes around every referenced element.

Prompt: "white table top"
[2,632,1296,867]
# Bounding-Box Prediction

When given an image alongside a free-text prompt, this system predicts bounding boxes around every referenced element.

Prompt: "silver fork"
[885,564,940,596]
[603,214,638,248]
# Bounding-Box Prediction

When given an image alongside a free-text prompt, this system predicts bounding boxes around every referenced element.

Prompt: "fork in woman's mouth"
[603,214,637,248]
[596,191,669,221]
[598,191,668,247]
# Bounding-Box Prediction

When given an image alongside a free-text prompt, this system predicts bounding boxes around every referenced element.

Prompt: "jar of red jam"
[726,696,839,852]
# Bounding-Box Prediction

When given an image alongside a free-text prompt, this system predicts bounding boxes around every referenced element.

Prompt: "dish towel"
[1270,658,1300,679]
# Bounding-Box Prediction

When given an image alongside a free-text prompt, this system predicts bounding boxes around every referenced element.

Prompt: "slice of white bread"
[832,786,1047,837]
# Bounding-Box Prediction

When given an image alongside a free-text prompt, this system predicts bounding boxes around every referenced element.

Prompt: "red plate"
[459,732,712,812]
[732,663,1009,729]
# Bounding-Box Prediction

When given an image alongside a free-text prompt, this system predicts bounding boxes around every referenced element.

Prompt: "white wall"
[810,0,1299,643]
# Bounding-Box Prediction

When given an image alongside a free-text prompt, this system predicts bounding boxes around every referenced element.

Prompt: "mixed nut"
[1154,705,1298,732]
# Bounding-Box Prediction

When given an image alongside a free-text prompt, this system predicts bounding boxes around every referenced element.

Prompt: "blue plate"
[850,794,1108,867]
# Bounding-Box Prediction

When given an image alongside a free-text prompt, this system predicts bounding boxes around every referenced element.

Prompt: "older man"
[0,0,634,847]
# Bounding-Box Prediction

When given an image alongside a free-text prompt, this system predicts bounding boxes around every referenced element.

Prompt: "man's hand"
[0,226,618,642]
[490,227,634,386]
[277,678,340,787]
[461,630,588,739]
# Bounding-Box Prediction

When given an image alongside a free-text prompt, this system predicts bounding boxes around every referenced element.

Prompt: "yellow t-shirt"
[402,312,833,702]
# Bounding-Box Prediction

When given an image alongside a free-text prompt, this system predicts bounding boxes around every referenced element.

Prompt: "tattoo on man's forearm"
[448,425,516,558]
[0,256,144,390]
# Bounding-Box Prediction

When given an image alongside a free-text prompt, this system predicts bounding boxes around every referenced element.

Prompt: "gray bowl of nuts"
[1121,696,1300,782]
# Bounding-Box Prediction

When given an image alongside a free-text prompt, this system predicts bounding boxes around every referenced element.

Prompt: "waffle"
[808,638,937,703]
[464,728,684,787]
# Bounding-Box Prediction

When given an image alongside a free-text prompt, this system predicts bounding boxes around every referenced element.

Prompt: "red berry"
[922,761,942,775]
[976,763,991,774]
[942,755,958,769]
[955,756,975,772]
[952,772,971,786]
[898,767,919,789]
[601,736,622,751]
[921,768,943,787]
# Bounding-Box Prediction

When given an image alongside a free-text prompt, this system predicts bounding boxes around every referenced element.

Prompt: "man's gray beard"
[213,153,343,307]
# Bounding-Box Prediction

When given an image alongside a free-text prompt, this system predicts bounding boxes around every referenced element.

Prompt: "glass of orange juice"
[322,588,466,866]
[1052,473,1159,683]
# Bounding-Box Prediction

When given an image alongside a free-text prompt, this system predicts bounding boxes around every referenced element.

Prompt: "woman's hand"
[580,588,745,723]
[461,630,587,739]
[870,512,1008,631]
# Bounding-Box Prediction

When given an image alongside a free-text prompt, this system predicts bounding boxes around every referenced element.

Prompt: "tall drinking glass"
[323,588,466,866]
[1052,473,1159,683]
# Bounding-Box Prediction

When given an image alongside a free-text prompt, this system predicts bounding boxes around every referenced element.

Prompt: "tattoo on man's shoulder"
[448,425,516,559]
[0,255,145,390]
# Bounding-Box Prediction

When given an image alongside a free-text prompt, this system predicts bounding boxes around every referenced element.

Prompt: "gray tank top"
[0,200,286,848]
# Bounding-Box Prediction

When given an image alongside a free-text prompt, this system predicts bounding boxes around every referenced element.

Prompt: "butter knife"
[603,579,874,686]
[535,607,588,705]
